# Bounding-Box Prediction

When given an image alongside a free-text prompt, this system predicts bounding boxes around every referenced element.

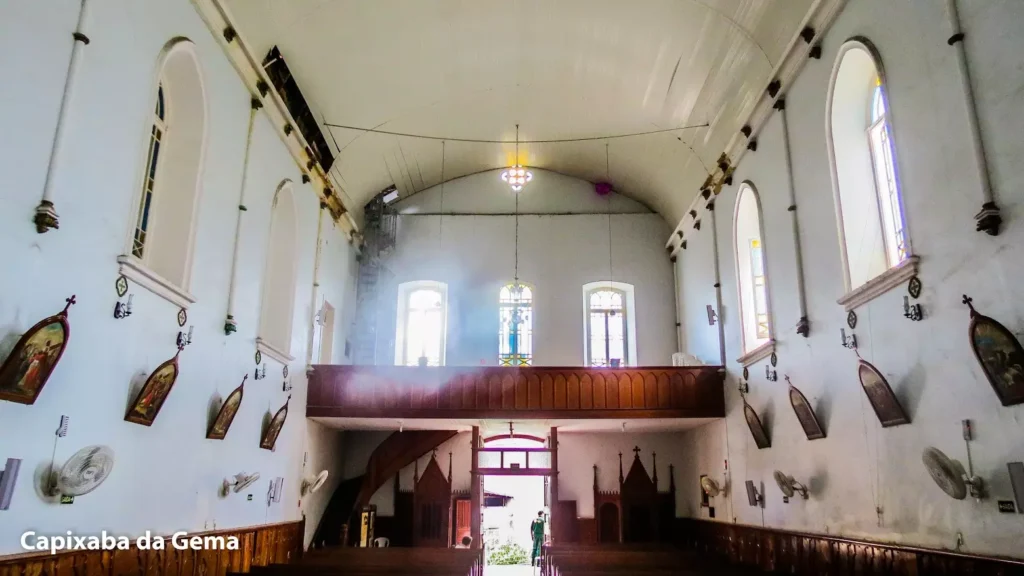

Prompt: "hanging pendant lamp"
[501,124,532,192]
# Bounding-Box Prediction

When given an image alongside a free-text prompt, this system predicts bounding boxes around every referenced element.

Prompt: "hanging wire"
[606,143,613,291]
[514,125,520,285]
[438,140,446,251]
[512,187,520,282]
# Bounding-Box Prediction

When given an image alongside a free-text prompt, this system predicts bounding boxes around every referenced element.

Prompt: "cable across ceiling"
[322,122,710,145]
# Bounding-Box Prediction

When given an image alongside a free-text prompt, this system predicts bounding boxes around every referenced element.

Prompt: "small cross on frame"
[63,295,77,313]
[632,446,641,457]
[962,294,977,315]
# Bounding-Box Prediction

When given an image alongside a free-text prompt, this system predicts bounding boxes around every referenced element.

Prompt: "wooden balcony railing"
[307,365,724,419]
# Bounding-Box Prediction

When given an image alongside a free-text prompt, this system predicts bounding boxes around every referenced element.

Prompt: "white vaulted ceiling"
[223,0,819,226]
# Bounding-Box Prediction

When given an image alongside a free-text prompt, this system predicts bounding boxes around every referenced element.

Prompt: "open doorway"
[481,436,548,576]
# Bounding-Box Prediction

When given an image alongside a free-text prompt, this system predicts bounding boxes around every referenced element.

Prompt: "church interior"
[2,1,1023,575]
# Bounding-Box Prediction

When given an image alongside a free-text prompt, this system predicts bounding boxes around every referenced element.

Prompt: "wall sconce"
[282,365,291,391]
[707,304,718,326]
[113,275,133,319]
[903,296,923,321]
[765,364,778,382]
[113,294,133,319]
[840,328,857,350]
[176,325,193,349]
[255,363,267,381]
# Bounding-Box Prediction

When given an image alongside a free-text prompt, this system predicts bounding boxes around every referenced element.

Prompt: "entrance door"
[453,498,471,546]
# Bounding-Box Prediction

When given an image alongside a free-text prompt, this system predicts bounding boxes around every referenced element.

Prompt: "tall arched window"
[257,182,299,364]
[583,282,637,367]
[734,183,774,362]
[133,84,165,258]
[118,39,207,309]
[868,82,906,267]
[827,39,914,306]
[395,281,448,366]
[499,283,533,366]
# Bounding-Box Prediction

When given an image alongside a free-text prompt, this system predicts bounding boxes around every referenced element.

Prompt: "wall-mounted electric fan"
[773,470,808,502]
[51,446,115,497]
[302,470,329,496]
[700,476,724,498]
[922,447,982,500]
[221,472,260,497]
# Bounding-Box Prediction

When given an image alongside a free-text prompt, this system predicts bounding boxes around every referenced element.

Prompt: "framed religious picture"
[699,474,710,507]
[207,374,246,440]
[857,360,910,428]
[743,401,771,449]
[125,350,180,426]
[787,378,826,440]
[260,395,290,451]
[0,296,76,405]
[964,296,1024,406]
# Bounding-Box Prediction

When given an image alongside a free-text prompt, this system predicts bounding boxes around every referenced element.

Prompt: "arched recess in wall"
[118,38,207,309]
[257,181,299,364]
[826,38,916,308]
[733,182,774,365]
[395,280,448,366]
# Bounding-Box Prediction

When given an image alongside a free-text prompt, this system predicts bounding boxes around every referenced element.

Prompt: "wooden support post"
[470,426,481,549]
[549,427,559,544]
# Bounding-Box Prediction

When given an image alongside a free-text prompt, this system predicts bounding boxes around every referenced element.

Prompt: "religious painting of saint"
[788,383,826,440]
[207,375,246,440]
[965,297,1024,406]
[743,401,770,449]
[0,296,75,405]
[125,353,180,426]
[857,360,909,428]
[260,396,290,451]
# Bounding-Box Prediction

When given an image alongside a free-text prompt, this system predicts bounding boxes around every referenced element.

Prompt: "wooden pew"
[543,543,760,576]
[235,547,482,576]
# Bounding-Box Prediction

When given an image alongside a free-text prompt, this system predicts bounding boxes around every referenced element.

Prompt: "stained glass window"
[133,84,165,259]
[867,81,907,266]
[587,289,627,367]
[499,284,532,366]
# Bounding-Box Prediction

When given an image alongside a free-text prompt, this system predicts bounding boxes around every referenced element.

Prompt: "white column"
[945,0,1001,235]
[34,0,92,233]
[224,100,259,334]
[778,102,810,336]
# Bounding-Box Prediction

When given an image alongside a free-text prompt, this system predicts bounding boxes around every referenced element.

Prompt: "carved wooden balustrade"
[306,365,724,419]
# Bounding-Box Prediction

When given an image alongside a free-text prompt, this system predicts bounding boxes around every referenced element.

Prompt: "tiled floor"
[484,565,538,576]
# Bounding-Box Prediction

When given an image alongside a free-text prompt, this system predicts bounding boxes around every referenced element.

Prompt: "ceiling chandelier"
[501,124,532,192]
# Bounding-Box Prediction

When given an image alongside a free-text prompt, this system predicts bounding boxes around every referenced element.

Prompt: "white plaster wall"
[382,173,676,367]
[558,432,690,519]
[0,0,356,554]
[673,0,1024,559]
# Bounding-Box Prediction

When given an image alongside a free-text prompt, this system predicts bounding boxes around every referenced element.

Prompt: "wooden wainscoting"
[307,365,725,419]
[675,518,1024,575]
[0,519,304,576]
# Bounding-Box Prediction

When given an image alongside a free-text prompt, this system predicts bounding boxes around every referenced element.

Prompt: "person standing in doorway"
[530,511,545,567]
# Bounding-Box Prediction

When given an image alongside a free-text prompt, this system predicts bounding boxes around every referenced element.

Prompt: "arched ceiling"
[223,0,819,226]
